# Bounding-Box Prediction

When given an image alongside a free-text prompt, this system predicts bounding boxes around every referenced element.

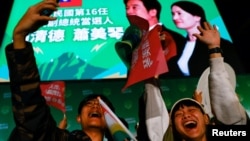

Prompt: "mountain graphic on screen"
[38,52,106,80]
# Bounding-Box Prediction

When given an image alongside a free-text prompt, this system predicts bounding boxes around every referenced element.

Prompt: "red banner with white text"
[122,25,168,91]
[40,81,66,113]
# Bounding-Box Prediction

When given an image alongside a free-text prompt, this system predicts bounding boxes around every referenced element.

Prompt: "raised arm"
[6,1,63,141]
[13,0,58,49]
[193,22,247,125]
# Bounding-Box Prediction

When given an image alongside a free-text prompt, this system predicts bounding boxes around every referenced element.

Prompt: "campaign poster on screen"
[0,0,230,82]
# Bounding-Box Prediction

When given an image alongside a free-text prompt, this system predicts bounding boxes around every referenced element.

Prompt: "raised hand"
[193,22,221,49]
[13,0,59,49]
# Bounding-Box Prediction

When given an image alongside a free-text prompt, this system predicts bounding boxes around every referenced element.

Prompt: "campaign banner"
[40,81,66,113]
[122,17,168,91]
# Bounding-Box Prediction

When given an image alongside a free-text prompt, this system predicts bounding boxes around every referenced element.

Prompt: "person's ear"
[194,16,201,23]
[149,9,157,17]
[204,114,210,124]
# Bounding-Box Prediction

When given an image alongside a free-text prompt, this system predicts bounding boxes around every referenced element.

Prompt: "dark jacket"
[163,37,246,78]
[6,42,91,141]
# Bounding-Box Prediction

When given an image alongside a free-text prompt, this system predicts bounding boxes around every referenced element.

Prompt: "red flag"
[59,0,82,7]
[161,31,177,62]
[40,81,66,113]
[122,25,168,91]
[127,16,177,62]
[127,15,149,31]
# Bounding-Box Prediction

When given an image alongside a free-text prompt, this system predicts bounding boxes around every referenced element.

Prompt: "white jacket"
[209,57,247,125]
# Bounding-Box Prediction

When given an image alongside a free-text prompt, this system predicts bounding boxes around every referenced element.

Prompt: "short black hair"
[77,94,115,115]
[123,0,162,19]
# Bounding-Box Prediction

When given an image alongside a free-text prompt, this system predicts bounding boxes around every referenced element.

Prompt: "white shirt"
[177,41,196,76]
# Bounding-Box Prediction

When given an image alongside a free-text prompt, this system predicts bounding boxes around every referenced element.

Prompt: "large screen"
[0,0,235,82]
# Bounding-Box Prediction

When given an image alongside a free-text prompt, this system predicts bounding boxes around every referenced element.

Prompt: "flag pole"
[98,97,138,141]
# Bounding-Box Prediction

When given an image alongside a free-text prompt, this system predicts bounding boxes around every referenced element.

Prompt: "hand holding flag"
[58,113,68,129]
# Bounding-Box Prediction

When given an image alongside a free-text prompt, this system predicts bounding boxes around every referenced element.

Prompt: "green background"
[1,74,250,140]
[0,0,248,140]
[0,0,231,81]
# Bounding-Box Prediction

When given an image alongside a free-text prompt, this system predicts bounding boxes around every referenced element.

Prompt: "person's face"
[171,5,201,30]
[77,99,106,130]
[125,0,151,21]
[173,105,209,140]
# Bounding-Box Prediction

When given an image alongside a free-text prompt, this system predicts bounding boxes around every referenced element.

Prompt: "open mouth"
[184,121,197,129]
[89,112,101,118]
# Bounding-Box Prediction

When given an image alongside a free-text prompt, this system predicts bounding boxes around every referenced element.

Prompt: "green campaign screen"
[0,0,230,82]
